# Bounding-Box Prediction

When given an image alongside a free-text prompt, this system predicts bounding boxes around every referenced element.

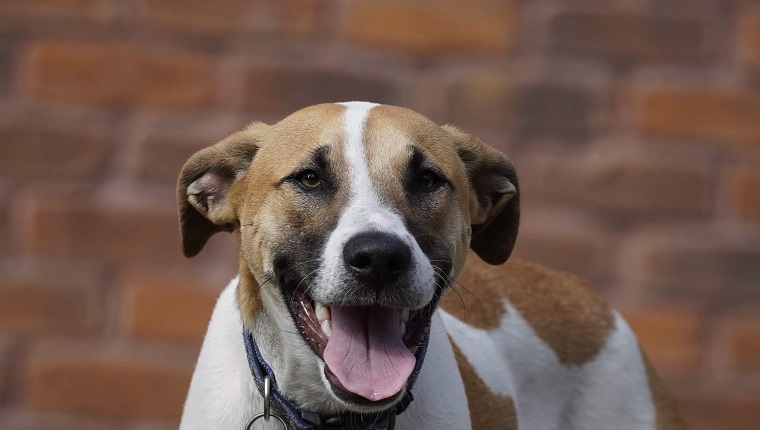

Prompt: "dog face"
[177,103,519,412]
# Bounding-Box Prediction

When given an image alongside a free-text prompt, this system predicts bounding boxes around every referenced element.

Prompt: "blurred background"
[0,0,759,429]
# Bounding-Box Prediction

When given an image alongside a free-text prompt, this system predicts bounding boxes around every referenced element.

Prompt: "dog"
[177,102,687,429]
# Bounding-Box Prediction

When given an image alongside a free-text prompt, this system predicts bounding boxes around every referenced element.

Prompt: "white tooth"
[400,308,410,323]
[400,321,406,336]
[316,302,331,322]
[321,320,332,337]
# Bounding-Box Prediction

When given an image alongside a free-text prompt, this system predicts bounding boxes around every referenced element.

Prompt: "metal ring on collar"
[263,375,271,419]
[245,375,288,429]
[245,412,288,429]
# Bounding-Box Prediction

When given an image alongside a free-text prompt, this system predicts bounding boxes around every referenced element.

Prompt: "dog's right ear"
[177,124,266,257]
[443,125,519,265]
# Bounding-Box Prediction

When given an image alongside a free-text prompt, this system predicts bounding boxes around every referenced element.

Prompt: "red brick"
[127,423,176,430]
[19,188,240,271]
[245,65,400,115]
[534,152,714,219]
[344,0,516,56]
[0,338,12,404]
[123,271,219,344]
[0,185,8,254]
[549,12,707,62]
[27,344,193,419]
[0,123,105,181]
[136,0,325,38]
[448,70,512,130]
[722,317,760,373]
[732,166,760,223]
[0,416,117,430]
[26,41,215,109]
[20,191,183,266]
[740,10,760,73]
[512,210,612,284]
[0,0,112,29]
[620,307,701,371]
[0,44,11,94]
[0,261,101,333]
[679,394,760,430]
[514,84,602,138]
[0,0,109,17]
[135,136,210,187]
[623,225,760,302]
[638,88,760,148]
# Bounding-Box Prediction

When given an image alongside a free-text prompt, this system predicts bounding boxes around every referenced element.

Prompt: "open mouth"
[290,289,434,406]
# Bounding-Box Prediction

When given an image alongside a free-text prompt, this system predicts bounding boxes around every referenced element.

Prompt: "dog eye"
[297,170,321,188]
[416,170,440,191]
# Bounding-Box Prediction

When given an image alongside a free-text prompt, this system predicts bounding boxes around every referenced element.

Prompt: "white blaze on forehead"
[338,101,380,200]
[335,101,410,234]
[309,102,435,307]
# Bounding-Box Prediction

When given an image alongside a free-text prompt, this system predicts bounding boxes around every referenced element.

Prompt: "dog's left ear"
[444,125,519,265]
[177,124,266,258]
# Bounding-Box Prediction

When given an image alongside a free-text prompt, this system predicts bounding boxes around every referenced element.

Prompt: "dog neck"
[236,263,429,429]
[242,330,410,430]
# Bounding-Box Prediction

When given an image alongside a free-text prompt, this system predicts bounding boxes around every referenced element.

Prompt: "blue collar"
[243,328,428,430]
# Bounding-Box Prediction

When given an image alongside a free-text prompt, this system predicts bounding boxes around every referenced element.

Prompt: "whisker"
[470,235,510,248]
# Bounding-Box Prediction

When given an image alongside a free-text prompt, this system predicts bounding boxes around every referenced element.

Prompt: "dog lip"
[291,290,428,352]
[290,290,329,357]
[288,287,434,405]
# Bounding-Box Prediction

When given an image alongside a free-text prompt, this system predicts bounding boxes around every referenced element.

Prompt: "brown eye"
[417,170,439,191]
[298,170,321,188]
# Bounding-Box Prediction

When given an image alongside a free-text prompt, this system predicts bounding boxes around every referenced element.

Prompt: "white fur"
[182,280,657,429]
[180,104,663,429]
[180,278,470,429]
[312,102,435,308]
[180,279,259,430]
[394,312,472,430]
[440,305,656,430]
[252,273,332,413]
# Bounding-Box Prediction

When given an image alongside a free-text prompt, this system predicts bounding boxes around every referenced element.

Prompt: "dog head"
[177,102,518,412]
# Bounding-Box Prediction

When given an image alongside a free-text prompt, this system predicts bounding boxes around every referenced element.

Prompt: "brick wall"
[0,1,758,429]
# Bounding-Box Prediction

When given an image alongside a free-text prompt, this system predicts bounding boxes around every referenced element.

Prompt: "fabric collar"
[242,328,429,430]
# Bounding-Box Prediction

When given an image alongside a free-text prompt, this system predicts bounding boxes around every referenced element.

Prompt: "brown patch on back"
[442,253,615,366]
[442,254,511,330]
[451,340,517,430]
[642,350,689,429]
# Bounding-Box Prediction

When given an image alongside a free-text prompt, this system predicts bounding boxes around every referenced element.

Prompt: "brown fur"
[442,253,615,366]
[359,105,519,277]
[362,106,476,276]
[179,104,350,323]
[451,341,518,430]
[643,350,689,430]
[177,103,683,428]
[179,104,521,325]
[237,259,262,317]
[442,125,519,265]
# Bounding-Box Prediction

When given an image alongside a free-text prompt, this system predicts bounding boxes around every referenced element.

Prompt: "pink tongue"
[323,306,416,402]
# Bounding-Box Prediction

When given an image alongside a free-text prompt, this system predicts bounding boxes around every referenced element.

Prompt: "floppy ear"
[444,125,519,265]
[177,124,265,257]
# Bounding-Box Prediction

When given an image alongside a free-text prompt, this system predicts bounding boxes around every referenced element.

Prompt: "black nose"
[343,232,411,285]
